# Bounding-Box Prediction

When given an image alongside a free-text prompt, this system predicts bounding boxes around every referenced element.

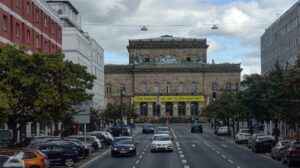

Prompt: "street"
[84,124,286,168]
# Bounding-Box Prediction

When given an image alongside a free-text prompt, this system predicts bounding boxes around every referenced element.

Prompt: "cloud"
[67,0,298,76]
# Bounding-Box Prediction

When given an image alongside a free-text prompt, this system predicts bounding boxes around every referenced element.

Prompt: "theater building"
[105,35,242,119]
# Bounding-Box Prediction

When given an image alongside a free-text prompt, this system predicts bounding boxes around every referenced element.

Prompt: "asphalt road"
[85,124,296,168]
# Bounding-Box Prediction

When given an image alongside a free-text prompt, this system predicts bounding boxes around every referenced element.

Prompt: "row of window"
[106,82,234,95]
[139,102,199,117]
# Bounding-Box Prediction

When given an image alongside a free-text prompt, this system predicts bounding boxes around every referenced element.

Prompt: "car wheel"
[169,149,173,152]
[65,158,74,167]
[281,156,286,164]
[151,149,154,153]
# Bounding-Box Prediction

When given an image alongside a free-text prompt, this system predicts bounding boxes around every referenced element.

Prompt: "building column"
[58,122,62,137]
[36,123,40,137]
[26,122,32,138]
[160,103,165,117]
[264,121,268,134]
[186,102,191,117]
[148,103,153,118]
[173,102,178,117]
[270,120,273,135]
[52,124,55,135]
[17,124,20,143]
[45,125,49,136]
[4,124,8,130]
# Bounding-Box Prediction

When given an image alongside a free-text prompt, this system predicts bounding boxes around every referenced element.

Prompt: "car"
[68,135,102,150]
[157,130,175,140]
[111,140,136,157]
[157,127,170,133]
[64,138,92,157]
[216,127,231,136]
[248,134,275,153]
[0,149,49,168]
[34,144,79,167]
[86,132,111,147]
[142,124,154,134]
[281,141,300,167]
[113,136,133,145]
[0,155,25,168]
[235,129,251,144]
[271,140,291,161]
[150,134,173,153]
[106,127,130,137]
[191,123,203,133]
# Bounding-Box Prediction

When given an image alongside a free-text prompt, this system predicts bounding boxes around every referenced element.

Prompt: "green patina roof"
[130,35,205,42]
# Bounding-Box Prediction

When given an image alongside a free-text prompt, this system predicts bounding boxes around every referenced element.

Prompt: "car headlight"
[129,147,133,150]
[113,147,117,151]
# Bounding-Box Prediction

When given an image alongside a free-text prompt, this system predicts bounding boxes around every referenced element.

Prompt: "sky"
[69,0,299,77]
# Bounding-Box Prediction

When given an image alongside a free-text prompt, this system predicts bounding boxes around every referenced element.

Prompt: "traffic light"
[212,92,217,101]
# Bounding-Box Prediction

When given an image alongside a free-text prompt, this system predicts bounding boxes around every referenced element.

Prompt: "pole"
[84,123,87,143]
[120,88,124,136]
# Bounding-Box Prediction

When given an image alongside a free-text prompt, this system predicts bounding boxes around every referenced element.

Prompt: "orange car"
[0,149,49,168]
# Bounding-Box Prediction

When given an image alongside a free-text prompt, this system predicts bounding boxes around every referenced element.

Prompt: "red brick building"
[0,0,62,53]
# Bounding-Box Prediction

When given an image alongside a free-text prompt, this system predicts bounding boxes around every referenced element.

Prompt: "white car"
[216,127,230,136]
[235,129,251,144]
[151,134,173,152]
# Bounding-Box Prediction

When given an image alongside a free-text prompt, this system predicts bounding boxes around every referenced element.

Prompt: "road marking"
[178,147,181,150]
[222,155,226,158]
[142,151,144,154]
[191,144,195,147]
[211,147,215,150]
[216,151,220,154]
[176,141,180,147]
[228,160,234,164]
[184,166,190,168]
[78,149,110,168]
[139,155,142,159]
[182,159,187,164]
[179,151,183,154]
[132,166,136,168]
[180,154,184,158]
[237,166,241,168]
[135,160,139,164]
[221,144,228,148]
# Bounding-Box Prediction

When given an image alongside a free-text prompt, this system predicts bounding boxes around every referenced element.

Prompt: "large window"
[141,82,147,94]
[191,82,196,94]
[178,102,186,117]
[178,82,184,94]
[2,15,7,31]
[140,103,148,117]
[26,2,30,15]
[152,103,160,117]
[35,36,39,48]
[106,85,112,95]
[212,82,217,91]
[167,82,172,94]
[16,23,20,38]
[191,102,199,116]
[153,82,159,94]
[165,102,173,116]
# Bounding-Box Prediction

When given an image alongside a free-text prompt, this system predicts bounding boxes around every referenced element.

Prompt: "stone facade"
[105,35,242,119]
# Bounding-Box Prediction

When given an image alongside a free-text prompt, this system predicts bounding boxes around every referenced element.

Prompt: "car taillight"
[41,157,48,162]
[288,148,296,153]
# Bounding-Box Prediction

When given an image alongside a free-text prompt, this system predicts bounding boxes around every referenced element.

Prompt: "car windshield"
[240,130,250,133]
[158,131,170,134]
[117,140,134,145]
[153,136,170,141]
[158,128,170,131]
[115,137,132,142]
[293,142,300,149]
[257,136,273,140]
[281,141,290,146]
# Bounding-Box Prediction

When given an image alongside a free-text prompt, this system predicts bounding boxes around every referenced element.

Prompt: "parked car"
[216,127,231,136]
[191,123,203,133]
[0,149,48,168]
[271,140,291,161]
[111,140,136,157]
[0,155,25,168]
[248,134,275,153]
[64,138,92,157]
[281,141,300,167]
[235,129,251,144]
[86,132,110,147]
[151,134,173,153]
[142,124,154,134]
[34,143,79,167]
[68,135,102,150]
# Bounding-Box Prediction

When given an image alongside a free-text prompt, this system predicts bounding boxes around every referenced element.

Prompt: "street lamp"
[120,87,125,136]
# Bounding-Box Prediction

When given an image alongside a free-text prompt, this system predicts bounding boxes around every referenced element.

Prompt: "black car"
[271,140,290,161]
[106,127,130,137]
[281,141,300,167]
[191,123,203,133]
[35,143,79,167]
[248,134,275,153]
[143,124,154,134]
[111,140,136,157]
[87,133,110,147]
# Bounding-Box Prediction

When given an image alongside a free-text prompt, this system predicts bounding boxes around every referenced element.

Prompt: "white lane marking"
[191,144,195,147]
[221,144,228,148]
[135,160,139,164]
[180,154,184,158]
[142,151,145,154]
[176,141,180,147]
[228,160,234,164]
[184,166,190,168]
[182,159,187,164]
[179,151,183,154]
[132,166,136,168]
[222,155,226,159]
[178,147,181,150]
[139,155,142,159]
[237,166,241,168]
[211,148,215,150]
[78,149,110,168]
[216,151,220,154]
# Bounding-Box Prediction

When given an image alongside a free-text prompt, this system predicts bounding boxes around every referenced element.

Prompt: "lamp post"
[120,87,125,136]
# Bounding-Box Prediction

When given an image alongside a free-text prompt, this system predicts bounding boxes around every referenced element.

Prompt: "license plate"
[120,151,127,153]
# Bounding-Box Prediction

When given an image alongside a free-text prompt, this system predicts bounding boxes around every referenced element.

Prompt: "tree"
[0,45,95,142]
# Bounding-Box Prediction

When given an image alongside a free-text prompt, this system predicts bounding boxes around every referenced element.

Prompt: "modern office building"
[105,35,242,120]
[0,0,62,53]
[261,1,300,75]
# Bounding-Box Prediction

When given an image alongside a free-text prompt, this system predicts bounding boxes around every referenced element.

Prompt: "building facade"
[46,0,105,112]
[105,35,242,120]
[0,0,62,53]
[261,1,300,75]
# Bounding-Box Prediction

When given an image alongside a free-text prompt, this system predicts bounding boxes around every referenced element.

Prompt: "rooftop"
[46,0,79,14]
[130,35,206,42]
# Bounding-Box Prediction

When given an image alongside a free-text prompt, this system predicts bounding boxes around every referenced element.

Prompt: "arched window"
[178,82,184,94]
[106,84,112,96]
[165,102,173,116]
[191,102,199,116]
[120,83,126,93]
[191,82,196,94]
[152,102,160,117]
[226,83,231,92]
[178,102,186,117]
[153,82,160,94]
[140,103,148,116]
[212,82,217,91]
[141,82,147,94]
[167,82,172,94]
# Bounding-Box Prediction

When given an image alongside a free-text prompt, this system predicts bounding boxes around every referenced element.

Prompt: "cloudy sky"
[70,0,298,76]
